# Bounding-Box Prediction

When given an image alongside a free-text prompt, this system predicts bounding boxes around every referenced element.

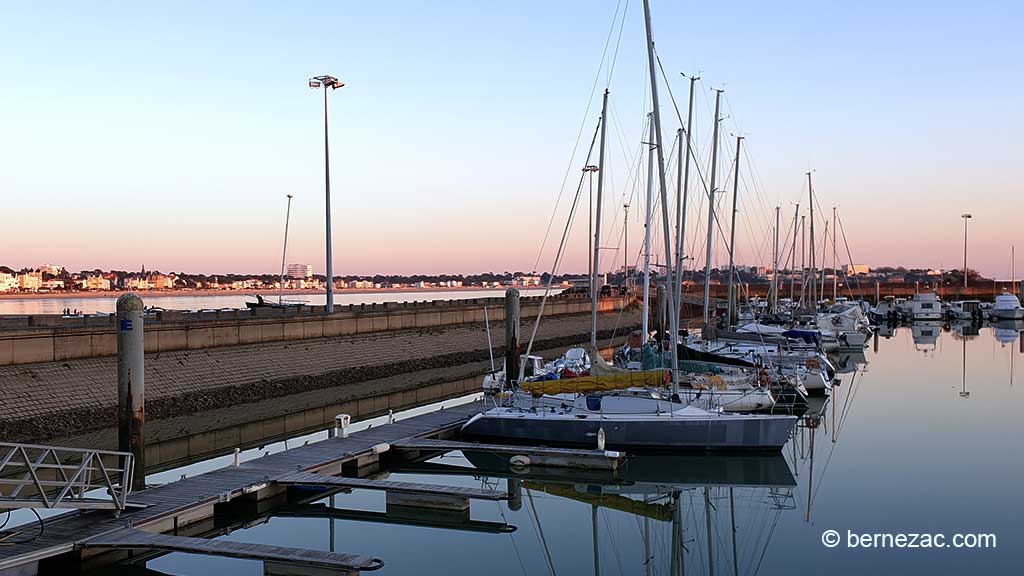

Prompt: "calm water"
[83,322,1019,574]
[0,289,557,315]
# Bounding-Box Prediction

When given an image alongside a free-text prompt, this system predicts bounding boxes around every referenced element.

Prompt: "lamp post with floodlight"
[309,75,344,313]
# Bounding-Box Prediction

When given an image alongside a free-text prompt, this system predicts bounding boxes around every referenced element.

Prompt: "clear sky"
[1,1,1021,278]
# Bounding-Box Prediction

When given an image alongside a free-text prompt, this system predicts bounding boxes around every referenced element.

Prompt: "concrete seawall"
[0,294,629,366]
[0,296,639,442]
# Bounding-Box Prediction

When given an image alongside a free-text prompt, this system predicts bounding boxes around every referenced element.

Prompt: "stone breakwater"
[0,308,639,442]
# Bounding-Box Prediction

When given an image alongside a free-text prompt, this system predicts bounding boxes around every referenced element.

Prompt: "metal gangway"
[0,442,138,514]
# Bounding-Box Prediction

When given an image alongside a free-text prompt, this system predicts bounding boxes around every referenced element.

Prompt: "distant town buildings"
[287,264,313,279]
[0,262,992,297]
[514,275,542,286]
[80,275,112,291]
[0,272,19,292]
[18,272,42,291]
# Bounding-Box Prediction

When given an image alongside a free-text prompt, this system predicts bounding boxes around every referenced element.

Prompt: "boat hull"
[461,411,796,451]
[837,331,869,348]
[991,309,1024,320]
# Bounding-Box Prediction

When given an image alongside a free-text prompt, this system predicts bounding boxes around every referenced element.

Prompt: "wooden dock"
[0,402,482,575]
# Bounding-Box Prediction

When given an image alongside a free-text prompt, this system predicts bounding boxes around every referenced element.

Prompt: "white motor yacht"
[990,293,1024,320]
[909,292,942,321]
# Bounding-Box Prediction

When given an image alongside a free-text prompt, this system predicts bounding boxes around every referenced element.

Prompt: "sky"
[1,1,1021,278]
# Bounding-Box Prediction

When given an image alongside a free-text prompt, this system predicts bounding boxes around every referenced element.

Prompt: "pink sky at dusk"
[1,2,1021,279]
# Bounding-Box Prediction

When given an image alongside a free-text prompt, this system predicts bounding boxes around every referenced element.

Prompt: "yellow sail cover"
[518,369,668,396]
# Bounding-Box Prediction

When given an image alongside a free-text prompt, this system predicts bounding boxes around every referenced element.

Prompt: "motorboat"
[897,297,914,318]
[947,299,983,321]
[990,293,1024,320]
[870,296,904,322]
[909,292,942,321]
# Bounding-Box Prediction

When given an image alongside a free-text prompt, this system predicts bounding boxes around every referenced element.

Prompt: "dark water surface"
[97,322,1021,575]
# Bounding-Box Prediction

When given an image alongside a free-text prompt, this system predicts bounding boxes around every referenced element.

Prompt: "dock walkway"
[0,402,481,574]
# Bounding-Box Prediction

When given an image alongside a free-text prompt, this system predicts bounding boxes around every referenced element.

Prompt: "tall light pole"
[961,213,972,289]
[309,74,345,313]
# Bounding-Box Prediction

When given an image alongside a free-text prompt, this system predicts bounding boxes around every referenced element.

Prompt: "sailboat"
[462,0,797,451]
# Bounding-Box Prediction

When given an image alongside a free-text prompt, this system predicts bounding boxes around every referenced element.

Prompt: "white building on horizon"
[287,263,313,279]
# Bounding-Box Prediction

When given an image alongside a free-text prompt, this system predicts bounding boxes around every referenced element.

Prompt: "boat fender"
[509,455,531,467]
[597,427,606,451]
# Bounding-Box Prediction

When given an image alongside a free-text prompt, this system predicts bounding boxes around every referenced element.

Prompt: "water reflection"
[991,319,1024,346]
[91,324,1021,576]
[910,320,942,353]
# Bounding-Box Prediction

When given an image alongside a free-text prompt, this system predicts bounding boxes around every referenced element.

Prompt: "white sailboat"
[463,0,797,450]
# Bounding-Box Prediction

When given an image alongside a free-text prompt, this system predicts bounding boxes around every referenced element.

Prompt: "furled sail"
[518,366,668,396]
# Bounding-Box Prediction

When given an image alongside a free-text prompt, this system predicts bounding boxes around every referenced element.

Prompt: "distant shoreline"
[0,286,534,302]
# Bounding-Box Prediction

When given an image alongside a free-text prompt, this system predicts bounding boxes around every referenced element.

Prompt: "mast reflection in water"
[95,325,1020,575]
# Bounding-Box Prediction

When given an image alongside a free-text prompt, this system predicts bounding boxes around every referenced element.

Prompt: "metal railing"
[0,442,135,513]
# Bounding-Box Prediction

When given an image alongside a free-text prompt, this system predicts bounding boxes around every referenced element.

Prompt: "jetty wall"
[0,294,628,366]
[0,296,640,442]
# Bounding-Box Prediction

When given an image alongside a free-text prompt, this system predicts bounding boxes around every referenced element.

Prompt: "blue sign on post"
[120,319,133,332]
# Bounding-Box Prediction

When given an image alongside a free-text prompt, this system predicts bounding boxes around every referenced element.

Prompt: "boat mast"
[624,204,630,289]
[832,206,838,301]
[800,215,806,306]
[773,206,780,313]
[704,486,715,576]
[729,488,739,576]
[703,90,724,326]
[642,0,681,391]
[675,75,698,330]
[821,221,829,296]
[670,491,683,576]
[790,203,799,303]
[807,171,816,309]
[726,136,743,326]
[278,194,294,305]
[586,165,598,300]
[590,90,610,350]
[642,113,655,339]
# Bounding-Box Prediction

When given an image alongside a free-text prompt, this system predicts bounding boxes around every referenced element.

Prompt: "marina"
[2,0,1021,574]
[1,321,1019,574]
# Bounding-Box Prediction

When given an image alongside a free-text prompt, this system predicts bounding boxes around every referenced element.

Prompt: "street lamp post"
[961,213,972,290]
[309,75,345,313]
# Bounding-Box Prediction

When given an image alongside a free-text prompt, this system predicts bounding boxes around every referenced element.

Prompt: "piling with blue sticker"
[116,293,145,491]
